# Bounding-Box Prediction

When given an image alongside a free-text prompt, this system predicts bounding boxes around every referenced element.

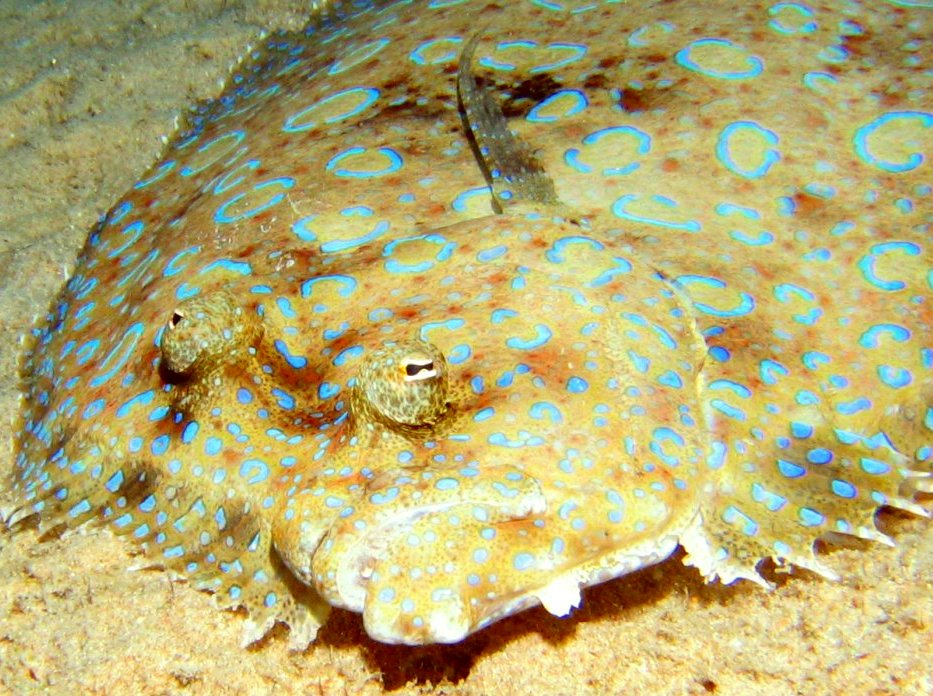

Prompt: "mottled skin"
[6,0,932,648]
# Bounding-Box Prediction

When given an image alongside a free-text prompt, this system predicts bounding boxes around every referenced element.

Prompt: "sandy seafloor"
[0,1,930,694]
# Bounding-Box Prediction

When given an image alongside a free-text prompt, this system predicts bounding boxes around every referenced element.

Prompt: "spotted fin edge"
[679,468,931,589]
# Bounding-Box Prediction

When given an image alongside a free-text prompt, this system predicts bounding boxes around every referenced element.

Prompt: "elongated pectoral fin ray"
[457,33,561,212]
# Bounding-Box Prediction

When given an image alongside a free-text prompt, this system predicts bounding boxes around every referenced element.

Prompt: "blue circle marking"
[858,323,910,349]
[105,220,145,259]
[526,89,588,123]
[675,38,764,80]
[162,246,201,277]
[716,121,781,179]
[857,241,920,291]
[767,2,818,35]
[612,194,701,232]
[853,111,932,173]
[89,322,146,388]
[326,146,403,178]
[803,71,837,94]
[283,87,380,132]
[292,216,317,242]
[506,324,553,350]
[212,159,259,195]
[179,130,246,177]
[215,177,294,224]
[239,459,270,485]
[321,220,391,254]
[134,161,176,189]
[328,38,390,75]
[675,275,756,317]
[410,37,462,65]
[480,40,587,74]
[565,125,652,176]
[300,274,358,299]
[628,21,674,48]
[383,234,456,274]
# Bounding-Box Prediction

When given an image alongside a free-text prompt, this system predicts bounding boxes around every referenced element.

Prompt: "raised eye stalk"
[159,290,261,378]
[355,340,450,428]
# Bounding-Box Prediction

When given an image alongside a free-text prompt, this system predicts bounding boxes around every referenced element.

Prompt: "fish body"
[7,0,932,648]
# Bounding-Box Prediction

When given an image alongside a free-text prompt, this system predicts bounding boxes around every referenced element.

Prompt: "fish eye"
[357,341,449,427]
[159,292,257,377]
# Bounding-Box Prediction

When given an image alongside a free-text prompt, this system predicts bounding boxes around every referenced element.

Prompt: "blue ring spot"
[448,343,472,364]
[326,146,403,178]
[853,111,932,173]
[767,2,818,35]
[477,245,508,262]
[134,161,175,189]
[675,275,756,317]
[283,86,380,132]
[566,125,652,176]
[292,216,317,242]
[333,345,364,367]
[321,220,391,253]
[831,479,857,499]
[628,21,674,47]
[115,390,155,419]
[163,246,201,277]
[546,235,603,263]
[212,159,258,195]
[452,186,491,212]
[383,233,456,274]
[328,38,390,75]
[82,398,107,420]
[856,240,920,291]
[300,274,358,299]
[274,339,308,369]
[421,318,466,341]
[106,221,145,259]
[716,121,781,179]
[410,37,462,65]
[878,365,912,388]
[778,459,806,478]
[529,401,562,423]
[240,458,270,485]
[89,322,145,387]
[435,477,459,491]
[612,194,701,232]
[798,507,824,527]
[151,434,170,456]
[858,323,910,349]
[526,89,588,123]
[181,420,200,444]
[474,407,495,422]
[506,324,553,350]
[178,130,246,177]
[199,259,253,276]
[215,177,294,224]
[675,38,764,80]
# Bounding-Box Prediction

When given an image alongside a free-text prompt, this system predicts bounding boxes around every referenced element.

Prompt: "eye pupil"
[170,312,184,328]
[405,361,433,377]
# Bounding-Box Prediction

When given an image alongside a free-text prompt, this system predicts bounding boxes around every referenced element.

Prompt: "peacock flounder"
[6,0,931,648]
